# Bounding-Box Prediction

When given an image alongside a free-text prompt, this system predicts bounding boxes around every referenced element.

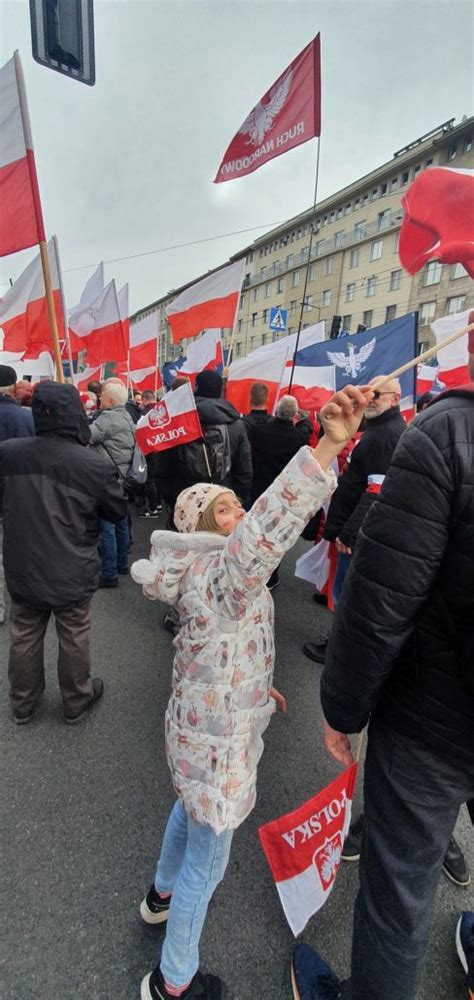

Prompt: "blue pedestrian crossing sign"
[269,307,287,332]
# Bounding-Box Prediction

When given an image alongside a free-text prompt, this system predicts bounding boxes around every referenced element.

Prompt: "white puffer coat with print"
[132,447,336,834]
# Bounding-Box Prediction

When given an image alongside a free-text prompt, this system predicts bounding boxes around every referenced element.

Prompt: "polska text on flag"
[214,35,321,183]
[259,764,358,937]
[166,261,244,344]
[135,381,202,456]
[0,54,45,257]
[399,167,474,278]
[0,237,64,357]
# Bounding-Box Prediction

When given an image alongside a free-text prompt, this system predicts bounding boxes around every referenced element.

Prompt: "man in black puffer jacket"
[293,383,474,1000]
[0,383,127,724]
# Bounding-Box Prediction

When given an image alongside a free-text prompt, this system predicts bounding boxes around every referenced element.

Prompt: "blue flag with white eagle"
[294,313,418,403]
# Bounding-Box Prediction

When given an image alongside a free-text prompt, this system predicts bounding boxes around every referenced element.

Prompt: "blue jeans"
[333,551,351,606]
[155,799,233,989]
[99,516,129,582]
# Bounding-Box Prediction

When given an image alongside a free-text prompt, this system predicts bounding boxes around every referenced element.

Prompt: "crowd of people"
[0,357,473,1000]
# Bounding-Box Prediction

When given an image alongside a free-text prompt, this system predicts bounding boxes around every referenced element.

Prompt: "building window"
[342,314,351,331]
[292,270,300,288]
[304,294,314,311]
[260,266,267,279]
[253,287,259,302]
[363,310,373,327]
[354,221,367,241]
[463,136,472,152]
[393,232,400,253]
[324,256,334,276]
[239,294,245,310]
[315,240,325,257]
[277,277,284,293]
[367,276,377,297]
[301,245,310,262]
[349,247,359,269]
[290,299,297,314]
[419,301,436,326]
[423,261,442,286]
[265,282,272,298]
[401,170,409,185]
[308,262,316,281]
[385,305,397,323]
[378,210,391,231]
[344,203,351,216]
[335,230,344,248]
[286,254,294,268]
[447,295,466,314]
[321,289,331,307]
[390,177,398,190]
[235,342,242,357]
[370,239,383,261]
[389,269,402,291]
[345,283,356,302]
[251,312,257,327]
[273,259,281,275]
[447,144,457,161]
[452,263,467,279]
[262,309,268,324]
[237,319,242,333]
[262,333,268,346]
[245,252,253,264]
[250,336,256,351]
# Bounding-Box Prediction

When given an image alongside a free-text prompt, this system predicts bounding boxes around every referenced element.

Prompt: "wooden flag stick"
[372,322,473,389]
[202,442,212,479]
[53,234,74,382]
[38,240,65,383]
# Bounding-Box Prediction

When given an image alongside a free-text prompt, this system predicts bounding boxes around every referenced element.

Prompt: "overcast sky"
[1,0,473,314]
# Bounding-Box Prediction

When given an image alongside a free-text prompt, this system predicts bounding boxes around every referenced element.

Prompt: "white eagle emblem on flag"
[313,833,343,890]
[148,401,171,429]
[327,337,376,378]
[239,70,293,147]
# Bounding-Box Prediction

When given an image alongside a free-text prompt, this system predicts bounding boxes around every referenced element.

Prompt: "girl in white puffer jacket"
[131,385,371,1000]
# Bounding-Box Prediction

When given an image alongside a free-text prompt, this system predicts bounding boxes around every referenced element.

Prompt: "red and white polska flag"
[258,764,358,936]
[135,382,202,456]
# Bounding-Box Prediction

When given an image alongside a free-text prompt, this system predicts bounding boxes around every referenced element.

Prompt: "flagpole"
[14,51,64,384]
[288,138,321,392]
[53,235,75,383]
[154,323,160,396]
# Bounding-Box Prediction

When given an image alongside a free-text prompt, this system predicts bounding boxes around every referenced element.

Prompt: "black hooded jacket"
[158,395,252,510]
[0,383,127,609]
[320,386,474,764]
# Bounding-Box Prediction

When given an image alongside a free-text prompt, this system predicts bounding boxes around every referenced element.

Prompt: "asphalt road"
[1,510,472,1000]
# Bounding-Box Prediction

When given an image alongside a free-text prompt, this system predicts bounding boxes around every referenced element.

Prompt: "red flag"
[214,35,321,184]
[259,764,358,936]
[69,280,128,364]
[0,54,45,257]
[135,381,202,455]
[73,365,102,393]
[179,329,223,386]
[399,167,474,278]
[127,365,161,392]
[129,311,158,368]
[431,308,472,388]
[0,238,64,357]
[166,261,244,344]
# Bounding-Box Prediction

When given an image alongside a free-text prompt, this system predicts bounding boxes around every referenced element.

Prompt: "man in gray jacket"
[90,380,135,587]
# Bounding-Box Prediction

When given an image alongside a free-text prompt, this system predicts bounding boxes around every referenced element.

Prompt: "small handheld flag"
[135,381,202,455]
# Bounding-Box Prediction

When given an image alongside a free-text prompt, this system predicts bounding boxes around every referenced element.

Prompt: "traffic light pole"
[287,137,321,392]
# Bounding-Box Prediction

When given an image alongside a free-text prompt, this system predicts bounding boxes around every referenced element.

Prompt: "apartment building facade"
[131,116,473,363]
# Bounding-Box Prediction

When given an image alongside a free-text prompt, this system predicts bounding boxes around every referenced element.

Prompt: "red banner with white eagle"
[258,763,358,936]
[214,34,321,183]
[135,381,202,455]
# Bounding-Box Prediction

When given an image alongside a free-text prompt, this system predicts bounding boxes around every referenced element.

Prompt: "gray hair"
[275,395,298,420]
[102,381,128,406]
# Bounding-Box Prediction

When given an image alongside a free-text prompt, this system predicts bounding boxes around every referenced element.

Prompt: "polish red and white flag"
[128,365,161,392]
[259,764,358,936]
[69,262,104,316]
[431,308,472,388]
[166,260,244,344]
[0,237,64,357]
[416,363,440,395]
[0,54,45,257]
[179,329,223,386]
[135,380,202,455]
[73,365,102,393]
[129,311,158,369]
[226,322,326,414]
[69,280,128,364]
[214,35,321,183]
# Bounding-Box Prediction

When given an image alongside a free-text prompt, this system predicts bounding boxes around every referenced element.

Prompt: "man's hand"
[323,720,354,767]
[335,537,352,555]
[320,385,373,445]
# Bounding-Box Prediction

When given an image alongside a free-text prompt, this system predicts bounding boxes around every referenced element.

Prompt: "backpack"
[124,442,148,490]
[185,423,232,483]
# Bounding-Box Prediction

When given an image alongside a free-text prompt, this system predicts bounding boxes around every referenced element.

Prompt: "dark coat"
[324,405,406,550]
[320,387,474,766]
[0,383,127,610]
[158,396,252,510]
[250,416,310,499]
[242,409,272,449]
[0,393,34,442]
